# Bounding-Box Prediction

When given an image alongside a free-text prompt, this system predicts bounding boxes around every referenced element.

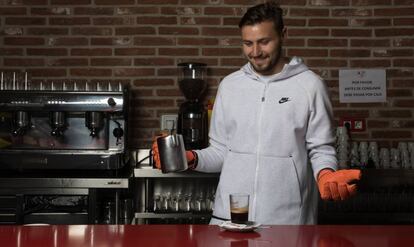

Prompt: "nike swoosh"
[278,98,290,104]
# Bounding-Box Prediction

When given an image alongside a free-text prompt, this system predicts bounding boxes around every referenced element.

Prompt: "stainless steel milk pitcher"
[157,134,188,173]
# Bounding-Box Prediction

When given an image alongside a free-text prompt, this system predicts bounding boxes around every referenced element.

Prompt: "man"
[154,1,360,225]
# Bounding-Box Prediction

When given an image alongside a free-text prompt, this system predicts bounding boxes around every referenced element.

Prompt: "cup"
[157,134,188,173]
[230,193,249,224]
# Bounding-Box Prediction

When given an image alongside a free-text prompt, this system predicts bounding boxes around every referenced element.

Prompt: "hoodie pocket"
[254,155,303,224]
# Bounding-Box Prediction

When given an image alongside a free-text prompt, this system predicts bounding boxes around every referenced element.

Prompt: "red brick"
[394,59,414,67]
[332,29,372,37]
[375,28,414,37]
[367,120,389,128]
[5,17,46,25]
[309,0,349,5]
[138,99,177,110]
[209,67,239,77]
[4,37,45,46]
[378,110,412,118]
[177,58,218,66]
[95,0,135,4]
[333,110,370,118]
[27,68,66,77]
[289,8,330,17]
[115,48,156,56]
[287,48,328,57]
[48,58,88,66]
[136,0,178,3]
[181,17,221,26]
[284,38,305,47]
[309,18,348,26]
[275,0,307,4]
[137,16,177,25]
[394,18,414,26]
[27,28,69,35]
[394,0,414,4]
[375,8,414,16]
[159,27,199,35]
[134,37,175,46]
[350,59,391,67]
[4,58,45,67]
[351,39,390,47]
[0,48,23,56]
[204,7,245,16]
[159,48,199,56]
[202,48,241,56]
[49,17,90,25]
[373,49,413,57]
[114,68,155,77]
[350,18,391,26]
[70,68,112,77]
[51,37,88,46]
[352,0,391,5]
[133,79,175,87]
[94,17,135,25]
[161,7,202,15]
[74,7,114,15]
[157,89,181,97]
[71,48,112,56]
[177,37,218,46]
[23,0,48,4]
[72,27,112,36]
[330,49,371,57]
[388,89,412,97]
[30,7,71,15]
[221,58,246,67]
[27,48,68,56]
[332,8,372,16]
[288,28,329,36]
[284,18,307,27]
[157,68,178,76]
[91,58,132,66]
[115,27,155,35]
[0,7,26,15]
[91,37,132,46]
[393,99,414,108]
[308,39,348,47]
[134,58,174,66]
[387,69,413,78]
[51,0,91,4]
[223,17,240,26]
[182,0,216,4]
[115,7,159,15]
[392,79,414,87]
[372,131,412,138]
[394,38,414,47]
[307,59,347,67]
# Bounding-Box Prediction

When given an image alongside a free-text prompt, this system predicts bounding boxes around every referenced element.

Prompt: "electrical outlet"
[161,114,178,130]
[340,117,365,132]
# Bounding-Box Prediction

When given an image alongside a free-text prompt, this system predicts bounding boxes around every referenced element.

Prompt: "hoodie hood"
[241,56,309,82]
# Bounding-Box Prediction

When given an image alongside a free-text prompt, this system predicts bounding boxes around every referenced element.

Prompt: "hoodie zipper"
[252,81,268,221]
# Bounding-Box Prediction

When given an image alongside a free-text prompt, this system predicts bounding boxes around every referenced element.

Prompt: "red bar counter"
[1,224,413,247]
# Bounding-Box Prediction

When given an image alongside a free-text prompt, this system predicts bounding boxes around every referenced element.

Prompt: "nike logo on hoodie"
[278,97,291,104]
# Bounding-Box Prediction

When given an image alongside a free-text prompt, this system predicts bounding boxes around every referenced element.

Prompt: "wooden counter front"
[0,224,413,247]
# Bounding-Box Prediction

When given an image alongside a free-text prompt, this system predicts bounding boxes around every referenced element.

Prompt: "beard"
[249,45,283,75]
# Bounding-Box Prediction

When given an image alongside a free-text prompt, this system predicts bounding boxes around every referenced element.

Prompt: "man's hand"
[317,169,361,201]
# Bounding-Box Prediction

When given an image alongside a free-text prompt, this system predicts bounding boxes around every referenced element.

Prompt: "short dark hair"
[238,1,284,34]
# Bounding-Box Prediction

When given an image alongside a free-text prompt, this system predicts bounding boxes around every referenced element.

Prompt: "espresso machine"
[177,63,208,150]
[0,79,129,171]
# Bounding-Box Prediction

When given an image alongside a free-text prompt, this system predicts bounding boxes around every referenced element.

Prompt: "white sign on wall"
[339,69,386,103]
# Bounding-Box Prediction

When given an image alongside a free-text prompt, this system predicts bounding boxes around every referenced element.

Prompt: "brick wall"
[0,0,413,148]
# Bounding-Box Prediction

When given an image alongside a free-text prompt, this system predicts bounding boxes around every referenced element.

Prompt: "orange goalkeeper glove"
[317,169,361,201]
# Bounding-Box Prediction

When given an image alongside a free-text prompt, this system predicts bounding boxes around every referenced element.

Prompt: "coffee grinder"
[177,63,208,150]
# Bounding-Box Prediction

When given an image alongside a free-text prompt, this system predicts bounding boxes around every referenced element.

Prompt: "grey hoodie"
[195,57,338,225]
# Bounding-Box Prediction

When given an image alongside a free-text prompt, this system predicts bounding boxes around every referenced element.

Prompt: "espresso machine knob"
[113,127,124,138]
[107,98,116,107]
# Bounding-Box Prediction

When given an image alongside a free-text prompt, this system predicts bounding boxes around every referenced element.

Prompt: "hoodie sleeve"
[305,76,338,179]
[193,83,228,173]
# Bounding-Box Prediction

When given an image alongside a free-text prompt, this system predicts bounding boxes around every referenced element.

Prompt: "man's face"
[241,21,285,76]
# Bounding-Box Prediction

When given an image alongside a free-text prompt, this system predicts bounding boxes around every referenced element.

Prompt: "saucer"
[219,221,261,232]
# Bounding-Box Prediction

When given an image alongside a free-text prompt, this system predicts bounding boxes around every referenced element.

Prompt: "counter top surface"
[1,224,414,247]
